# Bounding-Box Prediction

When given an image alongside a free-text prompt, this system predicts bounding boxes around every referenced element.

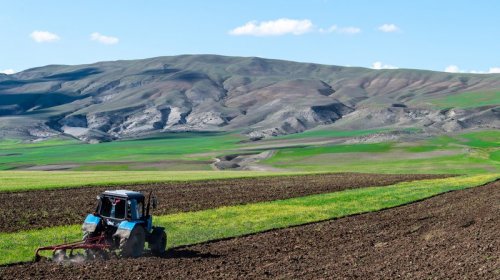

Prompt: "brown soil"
[1,180,497,279]
[0,173,446,233]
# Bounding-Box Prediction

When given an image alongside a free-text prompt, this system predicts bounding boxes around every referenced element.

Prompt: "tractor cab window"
[114,198,126,219]
[137,201,144,218]
[126,199,143,220]
[99,196,126,219]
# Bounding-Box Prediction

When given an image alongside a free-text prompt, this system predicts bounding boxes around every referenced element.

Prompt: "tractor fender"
[113,221,143,241]
[82,214,101,233]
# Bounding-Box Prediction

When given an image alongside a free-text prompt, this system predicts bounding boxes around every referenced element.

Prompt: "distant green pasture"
[268,128,388,140]
[0,132,242,170]
[426,90,500,109]
[0,129,392,171]
[263,130,499,174]
[0,129,498,174]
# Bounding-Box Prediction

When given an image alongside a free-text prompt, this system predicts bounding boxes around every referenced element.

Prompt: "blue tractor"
[36,190,167,260]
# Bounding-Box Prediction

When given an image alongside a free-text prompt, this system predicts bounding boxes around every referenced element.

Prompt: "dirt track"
[1,180,498,279]
[0,173,447,232]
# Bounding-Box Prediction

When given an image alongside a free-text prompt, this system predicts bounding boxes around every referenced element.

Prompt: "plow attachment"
[35,234,111,262]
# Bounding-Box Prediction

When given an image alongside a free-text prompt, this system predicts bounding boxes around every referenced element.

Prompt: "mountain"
[1,54,499,143]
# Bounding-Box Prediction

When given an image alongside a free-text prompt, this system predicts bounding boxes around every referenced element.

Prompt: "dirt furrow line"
[2,179,497,279]
[0,173,447,232]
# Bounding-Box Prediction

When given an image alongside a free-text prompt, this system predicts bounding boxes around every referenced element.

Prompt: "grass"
[267,128,388,140]
[0,129,392,171]
[0,132,243,170]
[264,143,392,163]
[263,130,499,174]
[272,154,497,175]
[0,174,496,265]
[0,128,498,174]
[0,138,80,149]
[425,90,500,109]
[460,130,500,148]
[0,170,312,192]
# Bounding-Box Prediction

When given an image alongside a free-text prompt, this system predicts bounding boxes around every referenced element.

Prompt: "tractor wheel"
[120,226,146,258]
[83,231,93,242]
[83,231,100,260]
[149,227,167,256]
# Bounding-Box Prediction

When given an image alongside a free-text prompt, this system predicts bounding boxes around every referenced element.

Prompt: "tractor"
[35,190,167,261]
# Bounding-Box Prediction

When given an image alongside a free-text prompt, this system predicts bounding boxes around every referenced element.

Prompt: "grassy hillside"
[425,90,500,109]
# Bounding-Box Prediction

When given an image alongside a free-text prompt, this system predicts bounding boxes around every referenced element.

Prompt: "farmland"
[0,126,498,276]
[0,105,498,279]
[0,129,498,175]
[0,173,448,232]
[2,2,500,278]
[0,131,498,278]
[0,127,498,277]
[0,170,302,192]
[0,174,498,278]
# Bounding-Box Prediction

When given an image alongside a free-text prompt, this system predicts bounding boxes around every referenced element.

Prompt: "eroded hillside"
[0,55,499,142]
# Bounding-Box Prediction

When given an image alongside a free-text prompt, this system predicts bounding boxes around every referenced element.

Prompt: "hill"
[0,54,499,143]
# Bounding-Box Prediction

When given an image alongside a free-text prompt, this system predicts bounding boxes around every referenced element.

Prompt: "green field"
[0,170,309,192]
[0,128,399,171]
[0,129,498,178]
[425,90,500,109]
[267,128,389,140]
[263,130,500,174]
[0,132,242,171]
[0,174,496,265]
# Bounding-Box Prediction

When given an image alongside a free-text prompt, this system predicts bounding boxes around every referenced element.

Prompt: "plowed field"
[0,173,446,232]
[1,179,497,279]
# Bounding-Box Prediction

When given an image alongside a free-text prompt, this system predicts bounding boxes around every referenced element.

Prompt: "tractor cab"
[97,190,147,221]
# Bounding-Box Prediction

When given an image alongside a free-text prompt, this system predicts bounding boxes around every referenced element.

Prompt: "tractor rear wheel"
[120,226,146,258]
[149,227,167,256]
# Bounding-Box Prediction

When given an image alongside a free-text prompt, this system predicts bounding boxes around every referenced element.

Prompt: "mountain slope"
[0,55,499,142]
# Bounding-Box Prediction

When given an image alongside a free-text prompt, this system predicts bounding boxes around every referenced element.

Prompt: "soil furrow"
[1,180,497,279]
[0,173,447,232]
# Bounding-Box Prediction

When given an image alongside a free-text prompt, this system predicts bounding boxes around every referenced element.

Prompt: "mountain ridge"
[1,54,499,142]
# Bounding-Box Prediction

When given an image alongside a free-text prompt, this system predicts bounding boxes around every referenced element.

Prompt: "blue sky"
[1,0,499,74]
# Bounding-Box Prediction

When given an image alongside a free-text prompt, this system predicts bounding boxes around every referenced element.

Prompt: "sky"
[1,0,499,74]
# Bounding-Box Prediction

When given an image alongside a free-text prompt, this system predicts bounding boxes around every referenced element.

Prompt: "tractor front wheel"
[120,226,146,258]
[83,231,102,260]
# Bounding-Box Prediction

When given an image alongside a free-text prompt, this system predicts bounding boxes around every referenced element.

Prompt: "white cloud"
[378,24,400,33]
[489,67,500,74]
[90,32,119,45]
[229,18,313,36]
[229,19,363,36]
[321,25,361,34]
[0,69,15,75]
[445,65,500,74]
[372,61,398,70]
[445,65,460,73]
[30,30,60,43]
[338,26,361,34]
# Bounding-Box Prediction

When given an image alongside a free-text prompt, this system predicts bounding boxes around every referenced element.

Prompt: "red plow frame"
[35,234,111,261]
